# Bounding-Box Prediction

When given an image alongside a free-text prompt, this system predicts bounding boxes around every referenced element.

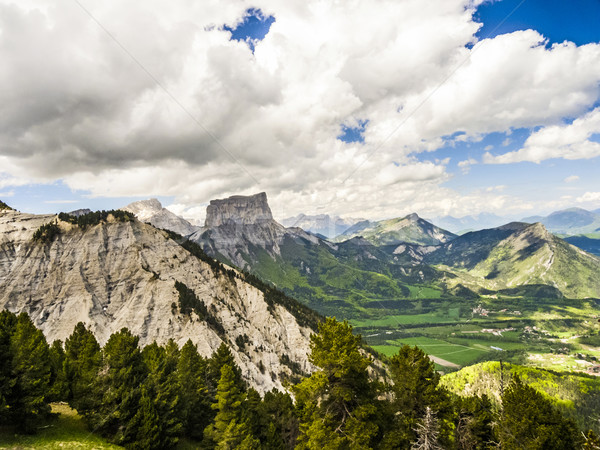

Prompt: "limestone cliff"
[190,192,322,269]
[0,208,315,393]
[122,198,199,237]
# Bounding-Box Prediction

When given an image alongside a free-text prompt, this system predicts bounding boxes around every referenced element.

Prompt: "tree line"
[1,311,599,449]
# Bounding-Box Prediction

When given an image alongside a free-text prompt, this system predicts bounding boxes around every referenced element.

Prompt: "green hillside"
[441,361,600,433]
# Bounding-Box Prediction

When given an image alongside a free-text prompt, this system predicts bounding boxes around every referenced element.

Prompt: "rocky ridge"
[122,198,199,237]
[0,208,314,393]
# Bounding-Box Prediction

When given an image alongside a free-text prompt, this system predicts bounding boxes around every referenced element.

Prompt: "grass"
[0,403,120,449]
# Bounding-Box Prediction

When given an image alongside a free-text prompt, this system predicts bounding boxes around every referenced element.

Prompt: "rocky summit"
[205,192,273,227]
[0,207,315,393]
[122,198,199,237]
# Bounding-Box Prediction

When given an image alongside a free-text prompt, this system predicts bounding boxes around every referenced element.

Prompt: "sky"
[1,0,600,224]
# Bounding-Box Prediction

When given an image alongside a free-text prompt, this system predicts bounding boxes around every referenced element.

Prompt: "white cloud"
[0,1,599,218]
[577,192,600,204]
[564,175,580,183]
[484,107,600,164]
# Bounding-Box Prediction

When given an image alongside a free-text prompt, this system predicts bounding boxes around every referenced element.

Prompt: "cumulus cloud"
[564,175,580,183]
[0,0,599,218]
[484,107,600,164]
[577,192,600,204]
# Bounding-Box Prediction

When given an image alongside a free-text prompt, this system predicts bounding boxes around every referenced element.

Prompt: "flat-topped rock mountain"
[206,192,273,227]
[0,207,316,393]
[122,198,199,236]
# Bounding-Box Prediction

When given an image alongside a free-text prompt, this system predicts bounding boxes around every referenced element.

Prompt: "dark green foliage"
[47,340,69,402]
[64,322,102,417]
[293,318,379,449]
[58,210,135,229]
[454,395,497,449]
[32,221,61,243]
[0,310,17,423]
[91,328,146,445]
[257,390,299,449]
[174,281,208,318]
[381,345,452,449]
[177,340,211,439]
[132,341,182,449]
[7,313,53,432]
[499,376,582,449]
[203,364,259,449]
[0,199,12,210]
[207,343,245,400]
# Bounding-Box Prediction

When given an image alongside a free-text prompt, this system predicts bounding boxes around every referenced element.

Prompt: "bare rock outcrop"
[0,209,314,393]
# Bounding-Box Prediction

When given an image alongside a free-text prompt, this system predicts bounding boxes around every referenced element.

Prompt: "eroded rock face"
[205,192,273,227]
[0,209,313,393]
[122,199,199,237]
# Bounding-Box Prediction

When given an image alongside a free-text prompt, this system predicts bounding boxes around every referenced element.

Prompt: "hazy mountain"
[280,214,363,238]
[0,207,317,393]
[333,213,457,246]
[122,198,199,237]
[431,213,506,234]
[521,207,600,235]
[424,222,600,299]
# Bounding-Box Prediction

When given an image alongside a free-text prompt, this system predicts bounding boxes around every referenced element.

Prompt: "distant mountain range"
[522,207,600,236]
[280,214,363,238]
[430,213,507,234]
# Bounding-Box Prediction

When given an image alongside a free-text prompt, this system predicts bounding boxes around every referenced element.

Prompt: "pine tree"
[64,322,102,416]
[130,341,182,449]
[0,310,17,423]
[8,312,52,432]
[91,328,146,445]
[454,394,497,449]
[48,339,69,402]
[177,339,211,440]
[258,390,299,449]
[204,364,259,449]
[207,342,244,399]
[499,376,582,449]
[293,317,379,449]
[381,345,451,449]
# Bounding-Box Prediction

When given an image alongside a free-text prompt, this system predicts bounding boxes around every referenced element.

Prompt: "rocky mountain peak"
[121,199,198,237]
[405,213,420,221]
[123,198,163,218]
[205,192,273,227]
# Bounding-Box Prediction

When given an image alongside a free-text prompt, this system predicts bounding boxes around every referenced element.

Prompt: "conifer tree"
[48,339,69,402]
[293,317,379,449]
[204,364,259,449]
[207,342,244,398]
[0,310,17,423]
[499,376,582,449]
[8,312,52,432]
[131,341,182,449]
[177,339,211,439]
[64,322,102,416]
[381,345,451,449]
[259,390,299,449]
[91,328,146,445]
[454,394,497,449]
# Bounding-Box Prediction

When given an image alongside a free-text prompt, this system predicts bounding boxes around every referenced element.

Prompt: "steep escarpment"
[0,208,315,393]
[122,198,199,236]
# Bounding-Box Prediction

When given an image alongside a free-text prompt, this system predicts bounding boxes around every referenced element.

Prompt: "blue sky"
[1,0,599,222]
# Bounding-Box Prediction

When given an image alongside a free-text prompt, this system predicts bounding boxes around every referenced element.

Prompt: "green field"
[0,403,120,449]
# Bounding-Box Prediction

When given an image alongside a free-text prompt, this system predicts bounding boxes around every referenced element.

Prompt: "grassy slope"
[441,361,600,433]
[0,403,120,449]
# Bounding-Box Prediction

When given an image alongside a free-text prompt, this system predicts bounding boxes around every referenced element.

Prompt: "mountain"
[333,213,457,246]
[431,213,506,234]
[522,207,600,235]
[424,222,600,299]
[280,214,363,238]
[121,198,199,236]
[563,235,600,256]
[0,207,317,393]
[189,193,446,317]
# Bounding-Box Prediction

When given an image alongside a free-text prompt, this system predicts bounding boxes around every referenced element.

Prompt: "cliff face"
[0,209,313,393]
[122,198,199,237]
[190,192,321,269]
[205,192,273,227]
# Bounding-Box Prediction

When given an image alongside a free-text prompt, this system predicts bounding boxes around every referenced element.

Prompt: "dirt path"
[429,355,460,368]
